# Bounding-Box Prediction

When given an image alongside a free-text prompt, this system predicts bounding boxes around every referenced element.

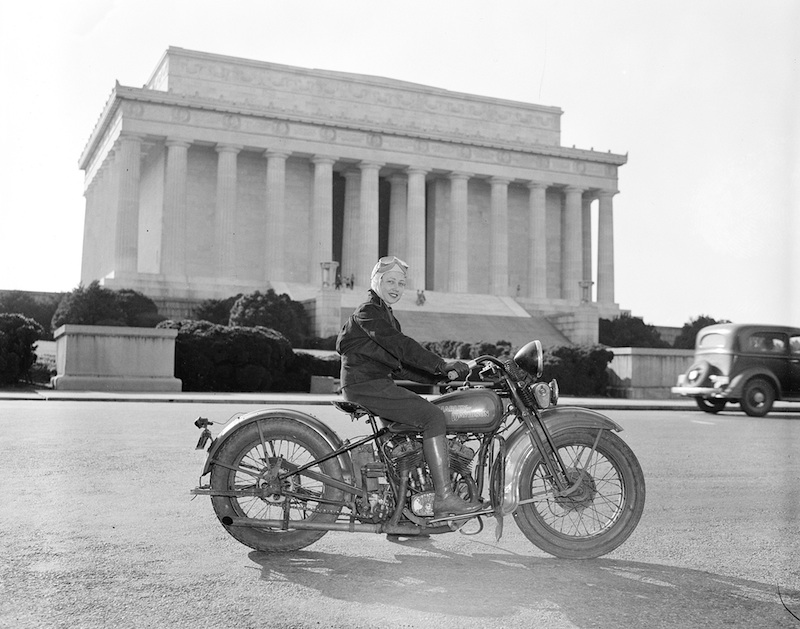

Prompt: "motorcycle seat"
[332,401,418,434]
[332,401,373,419]
[381,420,418,434]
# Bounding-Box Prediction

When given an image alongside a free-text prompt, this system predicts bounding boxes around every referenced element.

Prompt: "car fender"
[727,369,782,399]
[200,407,354,482]
[501,406,623,516]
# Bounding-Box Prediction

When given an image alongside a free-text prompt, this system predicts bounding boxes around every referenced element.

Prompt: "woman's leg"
[343,380,481,517]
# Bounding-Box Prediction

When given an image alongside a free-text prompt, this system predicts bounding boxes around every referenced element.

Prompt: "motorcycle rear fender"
[501,406,623,516]
[200,407,354,483]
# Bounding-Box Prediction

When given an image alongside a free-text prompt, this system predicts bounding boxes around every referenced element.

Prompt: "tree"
[599,314,670,348]
[673,315,729,349]
[51,282,164,329]
[0,291,62,337]
[228,290,310,347]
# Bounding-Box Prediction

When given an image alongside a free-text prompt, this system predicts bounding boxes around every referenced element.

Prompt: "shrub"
[114,289,166,327]
[229,290,311,347]
[159,320,300,392]
[541,345,615,396]
[0,314,45,385]
[193,294,242,325]
[51,282,164,329]
[599,313,669,348]
[0,291,63,337]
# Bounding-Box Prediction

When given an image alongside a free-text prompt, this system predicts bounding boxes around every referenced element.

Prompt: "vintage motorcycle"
[191,340,645,559]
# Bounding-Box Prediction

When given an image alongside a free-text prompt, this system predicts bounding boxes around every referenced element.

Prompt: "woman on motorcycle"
[336,256,482,518]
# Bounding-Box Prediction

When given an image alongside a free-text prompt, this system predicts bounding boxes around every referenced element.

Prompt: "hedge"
[0,313,45,385]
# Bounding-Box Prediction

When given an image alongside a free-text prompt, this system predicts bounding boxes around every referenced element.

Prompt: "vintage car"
[672,323,800,416]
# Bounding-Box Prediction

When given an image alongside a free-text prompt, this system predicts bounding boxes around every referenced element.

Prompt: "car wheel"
[740,378,775,417]
[695,398,726,414]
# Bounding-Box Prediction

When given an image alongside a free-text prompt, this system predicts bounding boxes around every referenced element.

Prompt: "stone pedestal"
[304,289,343,339]
[51,325,182,391]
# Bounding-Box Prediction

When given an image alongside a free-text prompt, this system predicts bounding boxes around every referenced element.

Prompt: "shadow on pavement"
[250,547,800,629]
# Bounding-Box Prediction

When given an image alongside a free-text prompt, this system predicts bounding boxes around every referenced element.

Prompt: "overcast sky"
[1,0,797,327]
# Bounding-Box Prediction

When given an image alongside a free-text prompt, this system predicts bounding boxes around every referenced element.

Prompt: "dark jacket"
[336,290,444,388]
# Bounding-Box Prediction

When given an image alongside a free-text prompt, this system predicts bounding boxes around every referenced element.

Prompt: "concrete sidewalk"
[4,387,800,412]
[0,387,714,411]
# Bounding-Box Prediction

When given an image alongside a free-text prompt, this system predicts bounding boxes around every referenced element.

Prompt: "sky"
[0,0,797,328]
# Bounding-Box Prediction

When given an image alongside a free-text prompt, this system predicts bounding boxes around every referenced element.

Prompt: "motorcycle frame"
[195,405,502,534]
[194,355,626,534]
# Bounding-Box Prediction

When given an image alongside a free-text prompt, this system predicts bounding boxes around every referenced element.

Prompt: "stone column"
[582,194,594,300]
[406,168,427,290]
[448,172,470,292]
[341,169,361,284]
[310,156,335,284]
[358,161,383,282]
[388,173,407,259]
[162,139,190,276]
[215,144,241,278]
[562,186,584,301]
[113,134,142,274]
[489,177,511,295]
[264,150,289,281]
[597,190,617,304]
[527,182,548,301]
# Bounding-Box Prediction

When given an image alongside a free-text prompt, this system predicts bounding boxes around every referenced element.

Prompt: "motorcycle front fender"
[200,407,354,484]
[500,406,623,516]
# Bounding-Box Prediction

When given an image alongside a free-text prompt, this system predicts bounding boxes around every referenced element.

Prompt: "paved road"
[1,399,798,628]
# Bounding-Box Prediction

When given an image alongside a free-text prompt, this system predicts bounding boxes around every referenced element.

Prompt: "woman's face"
[379,270,406,305]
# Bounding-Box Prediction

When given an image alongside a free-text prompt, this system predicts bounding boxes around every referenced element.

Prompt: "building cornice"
[79,84,627,170]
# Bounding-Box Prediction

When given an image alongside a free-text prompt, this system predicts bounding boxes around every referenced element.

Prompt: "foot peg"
[428,508,494,525]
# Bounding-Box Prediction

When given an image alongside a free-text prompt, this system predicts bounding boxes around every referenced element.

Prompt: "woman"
[336,256,482,518]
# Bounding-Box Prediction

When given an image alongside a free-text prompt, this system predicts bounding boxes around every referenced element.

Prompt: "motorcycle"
[191,340,645,559]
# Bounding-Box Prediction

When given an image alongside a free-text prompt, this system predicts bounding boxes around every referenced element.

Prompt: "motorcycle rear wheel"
[210,417,344,552]
[513,429,645,559]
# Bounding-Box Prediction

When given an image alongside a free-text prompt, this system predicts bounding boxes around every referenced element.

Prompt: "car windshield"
[698,333,727,349]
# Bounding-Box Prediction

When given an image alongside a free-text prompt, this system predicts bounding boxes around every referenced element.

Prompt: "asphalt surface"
[1,391,799,628]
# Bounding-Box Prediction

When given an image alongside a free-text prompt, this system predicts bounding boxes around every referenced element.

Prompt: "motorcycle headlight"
[514,340,543,379]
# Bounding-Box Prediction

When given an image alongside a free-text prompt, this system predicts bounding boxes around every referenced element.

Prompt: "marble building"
[78,47,626,343]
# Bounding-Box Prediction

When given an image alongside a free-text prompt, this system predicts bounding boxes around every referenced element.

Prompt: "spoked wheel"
[513,429,645,559]
[696,397,726,414]
[210,418,344,552]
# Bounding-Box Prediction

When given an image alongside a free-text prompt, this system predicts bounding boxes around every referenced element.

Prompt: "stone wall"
[607,347,694,399]
[51,325,182,392]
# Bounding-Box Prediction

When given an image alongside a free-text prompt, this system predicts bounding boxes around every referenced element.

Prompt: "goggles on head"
[373,255,409,276]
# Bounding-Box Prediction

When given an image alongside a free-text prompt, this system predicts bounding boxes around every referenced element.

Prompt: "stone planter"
[51,325,182,392]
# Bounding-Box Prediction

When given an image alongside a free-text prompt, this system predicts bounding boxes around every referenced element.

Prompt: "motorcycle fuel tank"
[433,388,505,433]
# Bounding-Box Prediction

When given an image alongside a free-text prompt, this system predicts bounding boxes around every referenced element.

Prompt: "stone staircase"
[337,286,571,348]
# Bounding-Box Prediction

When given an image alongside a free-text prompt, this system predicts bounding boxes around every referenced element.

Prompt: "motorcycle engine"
[386,437,476,517]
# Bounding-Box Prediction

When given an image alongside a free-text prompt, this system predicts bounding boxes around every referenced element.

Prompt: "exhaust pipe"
[221,516,424,536]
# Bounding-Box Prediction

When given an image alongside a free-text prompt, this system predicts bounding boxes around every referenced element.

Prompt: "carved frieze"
[168,50,562,149]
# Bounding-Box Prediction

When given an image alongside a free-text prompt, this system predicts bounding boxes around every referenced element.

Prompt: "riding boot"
[423,434,483,518]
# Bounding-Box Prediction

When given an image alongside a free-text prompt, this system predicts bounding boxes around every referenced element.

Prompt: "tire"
[740,378,775,417]
[210,417,344,552]
[695,397,726,414]
[513,429,645,559]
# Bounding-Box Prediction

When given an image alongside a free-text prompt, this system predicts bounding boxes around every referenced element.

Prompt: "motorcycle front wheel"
[210,417,344,552]
[513,428,645,559]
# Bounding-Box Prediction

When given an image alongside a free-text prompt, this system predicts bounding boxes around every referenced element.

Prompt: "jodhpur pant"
[341,377,446,439]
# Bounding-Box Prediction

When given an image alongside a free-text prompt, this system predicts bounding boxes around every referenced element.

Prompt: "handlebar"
[446,356,499,380]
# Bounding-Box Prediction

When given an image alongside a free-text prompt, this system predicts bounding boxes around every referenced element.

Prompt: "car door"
[787,333,800,398]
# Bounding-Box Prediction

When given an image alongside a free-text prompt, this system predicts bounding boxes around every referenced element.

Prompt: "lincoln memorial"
[78,47,626,345]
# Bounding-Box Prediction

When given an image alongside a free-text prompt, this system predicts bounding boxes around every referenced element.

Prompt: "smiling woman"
[336,256,480,519]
